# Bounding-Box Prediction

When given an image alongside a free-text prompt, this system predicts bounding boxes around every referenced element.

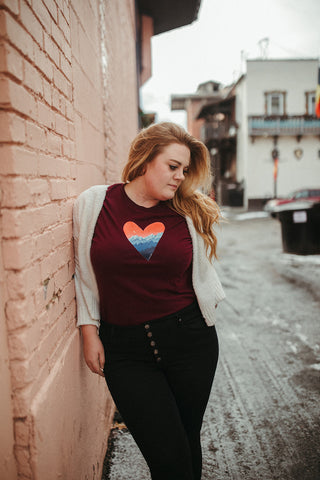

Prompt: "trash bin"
[229,188,244,207]
[276,201,320,255]
[220,181,244,207]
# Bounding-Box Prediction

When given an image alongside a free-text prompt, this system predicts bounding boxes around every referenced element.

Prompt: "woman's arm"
[73,190,101,328]
[81,325,105,377]
[73,187,108,376]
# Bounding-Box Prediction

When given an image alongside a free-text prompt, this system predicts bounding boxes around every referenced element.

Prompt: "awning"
[137,0,201,35]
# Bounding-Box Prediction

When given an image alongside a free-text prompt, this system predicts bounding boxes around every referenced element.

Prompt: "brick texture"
[0,0,138,478]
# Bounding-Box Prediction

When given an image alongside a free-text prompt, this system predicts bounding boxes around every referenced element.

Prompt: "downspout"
[135,0,143,129]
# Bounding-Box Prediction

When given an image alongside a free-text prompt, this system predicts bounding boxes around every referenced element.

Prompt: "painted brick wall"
[0,0,138,478]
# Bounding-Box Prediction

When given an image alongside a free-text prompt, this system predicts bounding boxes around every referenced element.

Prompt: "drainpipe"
[272,136,279,198]
[135,0,143,129]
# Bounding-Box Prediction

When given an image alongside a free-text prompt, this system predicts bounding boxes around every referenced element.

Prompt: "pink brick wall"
[0,0,138,478]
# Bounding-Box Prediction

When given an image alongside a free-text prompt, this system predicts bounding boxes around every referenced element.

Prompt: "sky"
[141,0,320,126]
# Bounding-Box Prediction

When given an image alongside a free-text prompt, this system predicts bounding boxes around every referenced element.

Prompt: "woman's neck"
[124,180,159,208]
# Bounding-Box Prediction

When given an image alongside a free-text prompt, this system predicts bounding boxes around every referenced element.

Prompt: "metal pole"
[272,136,279,198]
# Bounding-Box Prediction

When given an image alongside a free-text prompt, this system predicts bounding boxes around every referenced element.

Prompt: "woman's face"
[143,143,191,202]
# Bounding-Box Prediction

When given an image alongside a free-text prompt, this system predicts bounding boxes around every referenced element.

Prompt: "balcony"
[201,120,237,143]
[248,116,320,137]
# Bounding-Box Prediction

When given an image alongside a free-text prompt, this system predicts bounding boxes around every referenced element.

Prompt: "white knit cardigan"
[73,185,226,328]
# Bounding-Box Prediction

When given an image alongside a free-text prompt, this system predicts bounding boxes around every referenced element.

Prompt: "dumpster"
[275,201,320,255]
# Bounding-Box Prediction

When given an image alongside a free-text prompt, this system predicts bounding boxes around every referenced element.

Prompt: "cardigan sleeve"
[73,188,102,328]
[185,216,226,325]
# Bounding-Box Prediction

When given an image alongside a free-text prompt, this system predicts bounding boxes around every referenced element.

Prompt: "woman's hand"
[81,325,105,377]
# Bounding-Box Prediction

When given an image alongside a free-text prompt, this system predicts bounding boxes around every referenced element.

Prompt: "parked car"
[264,188,320,217]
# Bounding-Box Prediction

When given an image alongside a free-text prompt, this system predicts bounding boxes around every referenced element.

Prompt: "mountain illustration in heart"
[123,221,165,261]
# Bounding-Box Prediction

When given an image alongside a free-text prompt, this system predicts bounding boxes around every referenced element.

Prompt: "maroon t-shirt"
[90,183,195,326]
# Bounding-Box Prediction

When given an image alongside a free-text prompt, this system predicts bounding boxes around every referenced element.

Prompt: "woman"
[73,122,225,480]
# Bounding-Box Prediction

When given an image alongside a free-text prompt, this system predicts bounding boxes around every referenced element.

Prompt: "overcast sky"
[141,0,320,126]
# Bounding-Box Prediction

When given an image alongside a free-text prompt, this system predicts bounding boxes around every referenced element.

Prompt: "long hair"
[122,122,221,260]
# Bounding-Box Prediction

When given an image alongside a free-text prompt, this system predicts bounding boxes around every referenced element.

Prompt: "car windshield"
[294,191,308,199]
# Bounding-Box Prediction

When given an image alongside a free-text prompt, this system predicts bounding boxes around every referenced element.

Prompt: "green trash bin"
[276,201,320,255]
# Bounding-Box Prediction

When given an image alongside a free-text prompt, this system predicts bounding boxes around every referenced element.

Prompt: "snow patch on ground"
[279,253,320,265]
[309,363,320,371]
[296,332,308,344]
[222,209,269,221]
[287,341,298,354]
[234,211,269,221]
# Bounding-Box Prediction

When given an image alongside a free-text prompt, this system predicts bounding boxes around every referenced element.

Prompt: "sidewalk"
[102,214,320,480]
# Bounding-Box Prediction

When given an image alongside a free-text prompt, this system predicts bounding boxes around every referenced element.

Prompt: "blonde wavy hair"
[122,122,221,260]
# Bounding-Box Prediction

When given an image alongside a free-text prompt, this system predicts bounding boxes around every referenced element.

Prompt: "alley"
[102,213,320,480]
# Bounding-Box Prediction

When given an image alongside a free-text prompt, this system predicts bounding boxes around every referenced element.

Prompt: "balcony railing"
[248,116,320,136]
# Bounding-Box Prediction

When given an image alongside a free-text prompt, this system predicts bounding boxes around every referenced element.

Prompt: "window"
[265,92,285,115]
[306,92,316,115]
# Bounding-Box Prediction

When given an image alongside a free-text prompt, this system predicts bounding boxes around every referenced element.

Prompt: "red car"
[264,188,320,217]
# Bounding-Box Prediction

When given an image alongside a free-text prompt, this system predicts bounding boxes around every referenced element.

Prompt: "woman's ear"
[139,164,147,176]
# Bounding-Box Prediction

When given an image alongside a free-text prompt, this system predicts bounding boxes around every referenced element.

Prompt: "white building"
[236,58,320,208]
[171,58,320,209]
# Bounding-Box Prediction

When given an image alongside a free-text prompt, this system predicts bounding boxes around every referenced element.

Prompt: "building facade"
[171,80,238,203]
[171,58,320,209]
[238,58,320,209]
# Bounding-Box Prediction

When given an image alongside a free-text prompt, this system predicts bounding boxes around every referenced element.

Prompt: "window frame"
[305,91,316,115]
[265,91,286,116]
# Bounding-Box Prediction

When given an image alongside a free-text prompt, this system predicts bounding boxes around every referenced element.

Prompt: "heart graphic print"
[123,221,165,261]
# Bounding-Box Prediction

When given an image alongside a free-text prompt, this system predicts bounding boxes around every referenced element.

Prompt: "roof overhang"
[197,96,235,119]
[171,93,220,111]
[137,0,201,35]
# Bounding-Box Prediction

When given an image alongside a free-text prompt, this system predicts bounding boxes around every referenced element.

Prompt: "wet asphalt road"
[102,213,320,480]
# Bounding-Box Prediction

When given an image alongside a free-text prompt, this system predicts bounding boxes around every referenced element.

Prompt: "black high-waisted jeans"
[99,301,219,480]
